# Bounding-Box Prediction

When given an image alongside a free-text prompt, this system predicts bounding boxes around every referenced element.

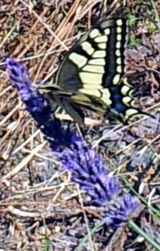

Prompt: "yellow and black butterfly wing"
[56,19,126,89]
[54,18,139,123]
[39,18,141,124]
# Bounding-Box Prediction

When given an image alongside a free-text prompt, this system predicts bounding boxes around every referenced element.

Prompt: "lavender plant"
[5,58,141,229]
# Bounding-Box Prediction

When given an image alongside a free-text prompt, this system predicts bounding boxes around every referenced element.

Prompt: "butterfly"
[38,17,141,125]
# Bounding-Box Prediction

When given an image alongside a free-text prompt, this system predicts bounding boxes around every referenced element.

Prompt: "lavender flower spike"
[57,135,120,206]
[5,58,73,147]
[6,58,141,229]
[104,193,141,228]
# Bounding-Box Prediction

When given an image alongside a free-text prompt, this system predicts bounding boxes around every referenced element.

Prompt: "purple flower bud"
[104,193,141,228]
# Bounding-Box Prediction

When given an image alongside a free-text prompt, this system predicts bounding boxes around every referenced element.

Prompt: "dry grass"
[0,0,160,250]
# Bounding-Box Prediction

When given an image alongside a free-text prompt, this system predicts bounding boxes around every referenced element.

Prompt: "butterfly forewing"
[41,17,140,124]
[56,18,126,92]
